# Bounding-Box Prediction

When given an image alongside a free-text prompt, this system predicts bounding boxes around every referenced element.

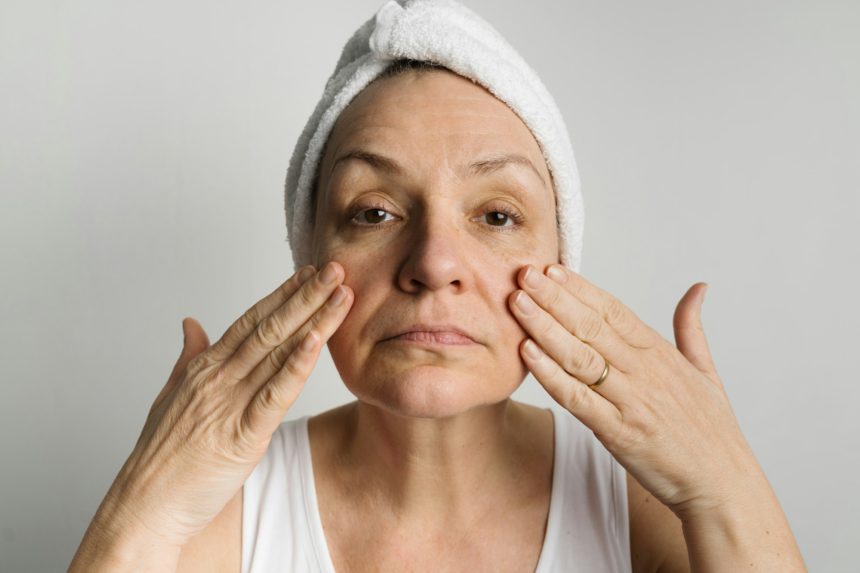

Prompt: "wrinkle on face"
[310,69,560,417]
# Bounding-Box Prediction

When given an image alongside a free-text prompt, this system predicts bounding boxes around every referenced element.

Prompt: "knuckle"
[279,277,298,296]
[237,307,261,333]
[614,319,637,341]
[202,425,244,464]
[565,380,590,411]
[537,315,556,339]
[584,348,603,373]
[236,408,255,439]
[281,351,308,380]
[611,420,643,452]
[563,346,587,372]
[578,312,604,343]
[309,303,330,324]
[306,310,336,341]
[258,382,282,409]
[264,343,289,373]
[255,317,286,348]
[298,282,320,307]
[186,354,221,385]
[232,414,268,457]
[185,354,209,377]
[197,362,228,389]
[604,298,628,328]
[628,323,660,350]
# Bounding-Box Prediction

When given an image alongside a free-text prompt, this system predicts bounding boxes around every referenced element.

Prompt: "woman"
[70,1,805,571]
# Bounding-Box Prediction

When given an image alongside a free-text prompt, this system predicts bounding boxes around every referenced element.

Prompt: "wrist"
[668,436,775,519]
[70,495,182,572]
[676,482,806,572]
[70,523,182,572]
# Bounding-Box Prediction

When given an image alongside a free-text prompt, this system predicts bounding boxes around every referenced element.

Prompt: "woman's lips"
[389,331,476,345]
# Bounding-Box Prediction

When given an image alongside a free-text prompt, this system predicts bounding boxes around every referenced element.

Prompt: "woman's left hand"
[508,263,763,518]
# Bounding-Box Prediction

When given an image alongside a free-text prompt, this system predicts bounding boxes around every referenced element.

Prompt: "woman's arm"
[628,472,688,573]
[630,468,803,573]
[69,263,353,572]
[676,468,804,572]
[175,490,242,573]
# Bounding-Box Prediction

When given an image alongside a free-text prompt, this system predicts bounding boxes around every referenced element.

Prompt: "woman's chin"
[343,364,522,419]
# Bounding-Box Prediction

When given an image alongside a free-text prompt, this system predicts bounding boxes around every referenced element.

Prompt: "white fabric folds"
[284,0,585,272]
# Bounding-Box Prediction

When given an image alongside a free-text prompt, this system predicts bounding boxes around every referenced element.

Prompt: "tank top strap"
[242,416,335,573]
[535,405,631,572]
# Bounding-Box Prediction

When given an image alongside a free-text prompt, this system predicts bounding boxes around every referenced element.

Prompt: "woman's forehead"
[320,70,552,187]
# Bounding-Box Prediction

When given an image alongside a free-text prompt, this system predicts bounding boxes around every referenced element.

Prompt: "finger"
[516,265,637,373]
[520,337,623,440]
[673,282,718,377]
[242,284,354,393]
[242,329,323,437]
[224,262,344,381]
[242,281,354,431]
[543,264,661,350]
[206,265,317,364]
[509,289,631,398]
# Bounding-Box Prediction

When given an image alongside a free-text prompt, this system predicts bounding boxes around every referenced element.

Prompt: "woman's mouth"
[388,331,476,345]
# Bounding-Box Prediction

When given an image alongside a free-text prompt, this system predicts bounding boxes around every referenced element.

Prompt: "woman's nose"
[397,210,467,294]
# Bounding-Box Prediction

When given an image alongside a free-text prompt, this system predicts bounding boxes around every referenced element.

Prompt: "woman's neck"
[314,398,551,529]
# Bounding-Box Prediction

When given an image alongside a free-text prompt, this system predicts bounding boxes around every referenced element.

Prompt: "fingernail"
[515,291,537,315]
[320,263,338,285]
[523,339,542,360]
[523,266,540,289]
[327,285,347,307]
[547,265,567,284]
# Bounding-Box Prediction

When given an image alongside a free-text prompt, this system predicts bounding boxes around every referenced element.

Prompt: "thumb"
[180,316,211,361]
[672,282,717,376]
[151,317,212,414]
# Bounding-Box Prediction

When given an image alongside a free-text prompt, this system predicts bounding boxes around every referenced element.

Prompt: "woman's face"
[311,69,559,418]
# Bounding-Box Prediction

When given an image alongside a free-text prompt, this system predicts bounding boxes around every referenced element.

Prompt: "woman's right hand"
[70,262,353,571]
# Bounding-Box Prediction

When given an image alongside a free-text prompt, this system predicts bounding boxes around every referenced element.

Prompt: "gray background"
[1,0,857,570]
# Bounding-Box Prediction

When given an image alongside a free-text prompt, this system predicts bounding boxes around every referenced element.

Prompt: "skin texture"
[72,66,805,573]
[311,70,559,418]
[304,69,568,570]
[303,67,804,571]
[70,262,355,572]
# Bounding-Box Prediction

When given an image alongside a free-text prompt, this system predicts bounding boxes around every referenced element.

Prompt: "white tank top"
[242,405,631,572]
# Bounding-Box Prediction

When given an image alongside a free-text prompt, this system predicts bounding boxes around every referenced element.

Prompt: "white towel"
[284,0,585,272]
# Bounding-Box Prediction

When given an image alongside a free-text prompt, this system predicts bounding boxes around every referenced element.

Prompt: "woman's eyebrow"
[331,148,547,190]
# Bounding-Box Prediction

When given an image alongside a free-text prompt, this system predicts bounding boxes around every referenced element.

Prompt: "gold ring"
[588,360,610,389]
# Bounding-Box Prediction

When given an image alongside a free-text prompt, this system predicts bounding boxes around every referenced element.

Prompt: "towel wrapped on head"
[284,0,585,272]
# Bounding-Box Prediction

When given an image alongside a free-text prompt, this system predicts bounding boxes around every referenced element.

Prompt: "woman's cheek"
[326,257,380,366]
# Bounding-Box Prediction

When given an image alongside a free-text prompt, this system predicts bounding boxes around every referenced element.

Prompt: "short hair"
[377,57,450,79]
[309,58,453,219]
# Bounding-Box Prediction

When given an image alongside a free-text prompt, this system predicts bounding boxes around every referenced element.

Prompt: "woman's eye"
[352,208,395,225]
[350,206,521,229]
[485,211,514,227]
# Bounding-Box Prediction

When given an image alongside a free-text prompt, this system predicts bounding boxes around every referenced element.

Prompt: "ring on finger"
[587,358,611,389]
